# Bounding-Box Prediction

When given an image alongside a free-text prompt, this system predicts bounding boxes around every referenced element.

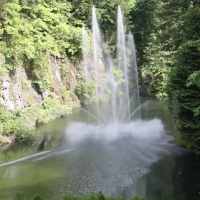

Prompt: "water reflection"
[172,153,200,200]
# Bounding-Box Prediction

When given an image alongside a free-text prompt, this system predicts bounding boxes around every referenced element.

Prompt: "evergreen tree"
[167,2,200,153]
[129,0,158,62]
[129,0,192,98]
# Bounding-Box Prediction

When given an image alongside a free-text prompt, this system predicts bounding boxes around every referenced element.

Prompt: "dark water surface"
[0,100,200,200]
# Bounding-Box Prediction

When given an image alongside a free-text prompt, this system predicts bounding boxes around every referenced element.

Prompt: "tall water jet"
[79,6,141,124]
[106,55,119,123]
[82,26,89,94]
[92,6,102,123]
[127,31,141,120]
[117,5,130,122]
[81,5,141,125]
[82,26,91,123]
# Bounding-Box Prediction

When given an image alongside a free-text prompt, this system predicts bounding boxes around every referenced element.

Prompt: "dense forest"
[0,0,200,153]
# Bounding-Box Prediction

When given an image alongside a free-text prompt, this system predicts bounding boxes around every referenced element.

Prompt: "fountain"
[81,6,141,125]
[64,10,179,196]
[67,6,173,146]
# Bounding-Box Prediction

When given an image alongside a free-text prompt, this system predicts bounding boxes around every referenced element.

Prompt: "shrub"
[13,192,147,200]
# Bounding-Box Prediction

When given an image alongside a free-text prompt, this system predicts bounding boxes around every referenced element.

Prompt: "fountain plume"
[82,6,141,124]
[117,5,130,122]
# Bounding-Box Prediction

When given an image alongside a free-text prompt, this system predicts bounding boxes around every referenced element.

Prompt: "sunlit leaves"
[187,70,200,88]
[3,0,82,62]
[187,70,200,116]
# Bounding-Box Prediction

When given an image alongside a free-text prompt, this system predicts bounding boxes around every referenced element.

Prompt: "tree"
[187,70,200,116]
[129,0,172,97]
[129,0,158,62]
[167,2,200,153]
[129,0,200,99]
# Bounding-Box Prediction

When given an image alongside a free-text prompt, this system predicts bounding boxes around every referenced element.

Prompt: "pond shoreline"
[0,101,80,151]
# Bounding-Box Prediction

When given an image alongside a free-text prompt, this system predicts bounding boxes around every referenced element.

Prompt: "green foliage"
[31,56,53,92]
[5,1,35,61]
[129,0,195,98]
[186,40,200,117]
[140,38,173,98]
[13,192,147,200]
[0,104,35,145]
[113,67,126,84]
[130,0,159,61]
[87,81,96,98]
[14,192,24,200]
[62,192,106,200]
[0,104,20,134]
[36,95,72,124]
[131,197,147,200]
[62,194,78,200]
[0,0,6,54]
[29,193,45,200]
[14,192,45,200]
[61,89,72,102]
[3,0,82,72]
[187,70,200,88]
[0,0,6,18]
[193,106,200,117]
[187,70,200,116]
[75,80,96,105]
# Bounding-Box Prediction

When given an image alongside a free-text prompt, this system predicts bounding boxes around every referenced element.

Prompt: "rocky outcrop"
[0,54,5,67]
[11,67,29,110]
[0,55,82,113]
[49,56,63,94]
[0,73,15,111]
[0,67,43,112]
[63,62,78,89]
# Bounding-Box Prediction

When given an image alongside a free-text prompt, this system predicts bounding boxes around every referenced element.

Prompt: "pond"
[0,99,200,200]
